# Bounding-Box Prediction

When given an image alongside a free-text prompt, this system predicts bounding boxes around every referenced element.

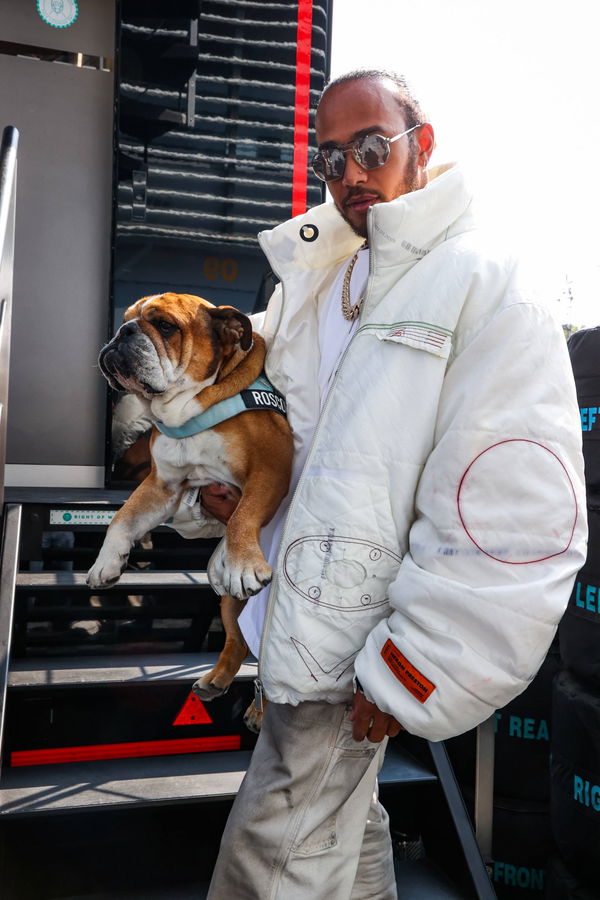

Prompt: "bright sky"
[330,0,599,327]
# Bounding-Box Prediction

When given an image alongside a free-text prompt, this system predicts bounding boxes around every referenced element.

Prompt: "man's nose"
[342,152,368,187]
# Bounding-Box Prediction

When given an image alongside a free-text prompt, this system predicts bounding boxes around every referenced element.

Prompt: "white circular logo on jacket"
[37,0,78,28]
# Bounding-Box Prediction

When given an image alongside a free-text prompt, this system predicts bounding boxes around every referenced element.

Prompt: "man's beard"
[339,153,421,239]
[341,206,370,239]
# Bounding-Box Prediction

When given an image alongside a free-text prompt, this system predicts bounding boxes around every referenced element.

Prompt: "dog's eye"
[154,319,178,338]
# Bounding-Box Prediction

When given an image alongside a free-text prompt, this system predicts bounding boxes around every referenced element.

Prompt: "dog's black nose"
[119,320,139,338]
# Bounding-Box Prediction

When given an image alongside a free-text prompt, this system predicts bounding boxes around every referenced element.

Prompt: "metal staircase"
[0,487,494,899]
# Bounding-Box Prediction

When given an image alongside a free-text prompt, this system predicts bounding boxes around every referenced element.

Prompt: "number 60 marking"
[203,257,238,282]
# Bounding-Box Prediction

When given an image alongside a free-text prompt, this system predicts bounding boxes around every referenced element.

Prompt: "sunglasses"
[311,125,420,183]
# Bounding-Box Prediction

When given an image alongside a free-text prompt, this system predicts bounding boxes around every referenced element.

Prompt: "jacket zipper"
[253,220,376,706]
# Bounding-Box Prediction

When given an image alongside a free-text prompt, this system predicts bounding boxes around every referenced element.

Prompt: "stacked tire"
[548,326,600,897]
[551,511,600,898]
[545,855,599,900]
[558,507,600,687]
[446,647,559,899]
[550,670,600,895]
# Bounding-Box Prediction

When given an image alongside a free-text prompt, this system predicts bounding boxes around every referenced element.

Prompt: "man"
[203,70,586,899]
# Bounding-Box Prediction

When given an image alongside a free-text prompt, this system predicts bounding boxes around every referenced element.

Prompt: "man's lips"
[344,194,379,214]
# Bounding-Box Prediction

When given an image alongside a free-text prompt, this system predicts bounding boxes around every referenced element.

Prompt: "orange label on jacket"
[381,640,436,703]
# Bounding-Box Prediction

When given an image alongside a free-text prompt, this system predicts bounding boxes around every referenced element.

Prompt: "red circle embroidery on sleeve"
[456,439,578,564]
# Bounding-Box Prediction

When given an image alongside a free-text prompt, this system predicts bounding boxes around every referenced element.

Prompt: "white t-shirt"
[238,248,370,656]
[317,247,369,405]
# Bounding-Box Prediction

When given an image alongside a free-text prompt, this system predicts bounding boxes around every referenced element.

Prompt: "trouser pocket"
[291,707,380,856]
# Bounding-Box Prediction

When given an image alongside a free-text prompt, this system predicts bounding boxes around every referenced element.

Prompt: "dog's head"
[99,292,253,398]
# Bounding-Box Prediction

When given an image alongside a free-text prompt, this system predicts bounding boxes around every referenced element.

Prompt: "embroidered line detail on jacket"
[387,326,447,347]
[358,320,453,350]
[290,637,357,683]
[381,639,436,703]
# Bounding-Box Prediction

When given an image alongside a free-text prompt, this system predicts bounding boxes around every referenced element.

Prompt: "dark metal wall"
[113,0,331,323]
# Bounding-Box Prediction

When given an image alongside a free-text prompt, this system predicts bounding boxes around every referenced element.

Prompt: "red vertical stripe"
[291,0,314,217]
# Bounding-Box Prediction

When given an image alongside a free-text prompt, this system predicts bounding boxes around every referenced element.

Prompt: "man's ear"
[208,306,253,351]
[416,123,435,168]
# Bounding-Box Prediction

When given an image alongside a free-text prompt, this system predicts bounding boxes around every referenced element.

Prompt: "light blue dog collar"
[155,375,286,439]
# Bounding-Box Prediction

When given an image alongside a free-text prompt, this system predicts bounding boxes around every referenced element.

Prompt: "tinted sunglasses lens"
[312,148,345,182]
[312,152,328,181]
[356,134,390,169]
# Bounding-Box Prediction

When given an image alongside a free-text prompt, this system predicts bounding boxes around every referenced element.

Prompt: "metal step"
[2,651,435,817]
[16,571,210,590]
[8,652,257,688]
[59,859,469,900]
[0,741,436,818]
[3,650,258,768]
[394,859,471,899]
[4,488,129,505]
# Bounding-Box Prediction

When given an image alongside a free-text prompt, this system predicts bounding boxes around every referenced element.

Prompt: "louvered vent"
[113,0,330,317]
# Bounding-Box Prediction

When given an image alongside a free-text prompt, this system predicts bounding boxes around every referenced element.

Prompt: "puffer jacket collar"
[258,163,476,296]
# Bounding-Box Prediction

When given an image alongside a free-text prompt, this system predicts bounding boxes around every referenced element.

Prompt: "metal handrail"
[0,503,21,774]
[0,126,19,778]
[428,739,497,899]
[474,716,496,864]
[0,127,18,257]
[0,126,19,511]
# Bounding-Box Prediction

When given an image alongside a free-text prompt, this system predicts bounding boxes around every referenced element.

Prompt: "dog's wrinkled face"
[99,292,252,398]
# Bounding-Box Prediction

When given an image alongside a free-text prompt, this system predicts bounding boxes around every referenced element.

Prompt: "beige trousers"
[207,700,398,900]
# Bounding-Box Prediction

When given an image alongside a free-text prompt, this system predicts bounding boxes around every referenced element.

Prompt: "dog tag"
[182,487,200,508]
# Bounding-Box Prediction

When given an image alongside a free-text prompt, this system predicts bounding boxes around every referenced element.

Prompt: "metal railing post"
[0,503,22,775]
[0,125,20,776]
[0,125,19,512]
[429,739,497,899]
[474,716,496,864]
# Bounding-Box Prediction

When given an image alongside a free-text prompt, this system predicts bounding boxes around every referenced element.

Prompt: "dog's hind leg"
[243,698,264,733]
[192,595,248,700]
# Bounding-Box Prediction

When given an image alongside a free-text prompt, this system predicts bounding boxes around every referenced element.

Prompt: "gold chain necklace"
[341,242,368,321]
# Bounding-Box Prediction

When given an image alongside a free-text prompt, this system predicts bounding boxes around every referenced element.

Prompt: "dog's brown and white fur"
[87,293,292,725]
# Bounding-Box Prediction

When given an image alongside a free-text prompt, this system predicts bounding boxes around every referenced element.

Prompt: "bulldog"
[87,292,293,715]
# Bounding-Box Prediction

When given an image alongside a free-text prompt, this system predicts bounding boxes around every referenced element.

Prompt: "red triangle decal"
[172,691,213,726]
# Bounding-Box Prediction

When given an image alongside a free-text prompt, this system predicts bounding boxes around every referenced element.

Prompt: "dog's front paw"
[86,552,128,589]
[208,540,272,600]
[192,674,230,701]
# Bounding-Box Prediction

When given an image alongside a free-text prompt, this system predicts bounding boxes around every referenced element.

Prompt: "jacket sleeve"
[354,299,587,741]
[111,393,153,461]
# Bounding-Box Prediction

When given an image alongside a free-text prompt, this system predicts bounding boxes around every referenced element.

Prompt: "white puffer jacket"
[249,164,587,742]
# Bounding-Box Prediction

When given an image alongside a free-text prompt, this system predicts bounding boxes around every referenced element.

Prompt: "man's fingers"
[203,482,233,500]
[386,719,403,738]
[350,691,403,743]
[200,483,241,524]
[349,705,373,742]
[366,715,389,743]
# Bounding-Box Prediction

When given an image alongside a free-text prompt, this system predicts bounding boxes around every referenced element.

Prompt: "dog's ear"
[208,306,253,351]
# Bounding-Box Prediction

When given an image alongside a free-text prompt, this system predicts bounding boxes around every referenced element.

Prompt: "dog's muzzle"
[99,322,166,395]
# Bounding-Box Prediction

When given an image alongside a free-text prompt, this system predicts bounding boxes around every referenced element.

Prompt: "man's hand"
[349,689,403,743]
[200,482,241,525]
